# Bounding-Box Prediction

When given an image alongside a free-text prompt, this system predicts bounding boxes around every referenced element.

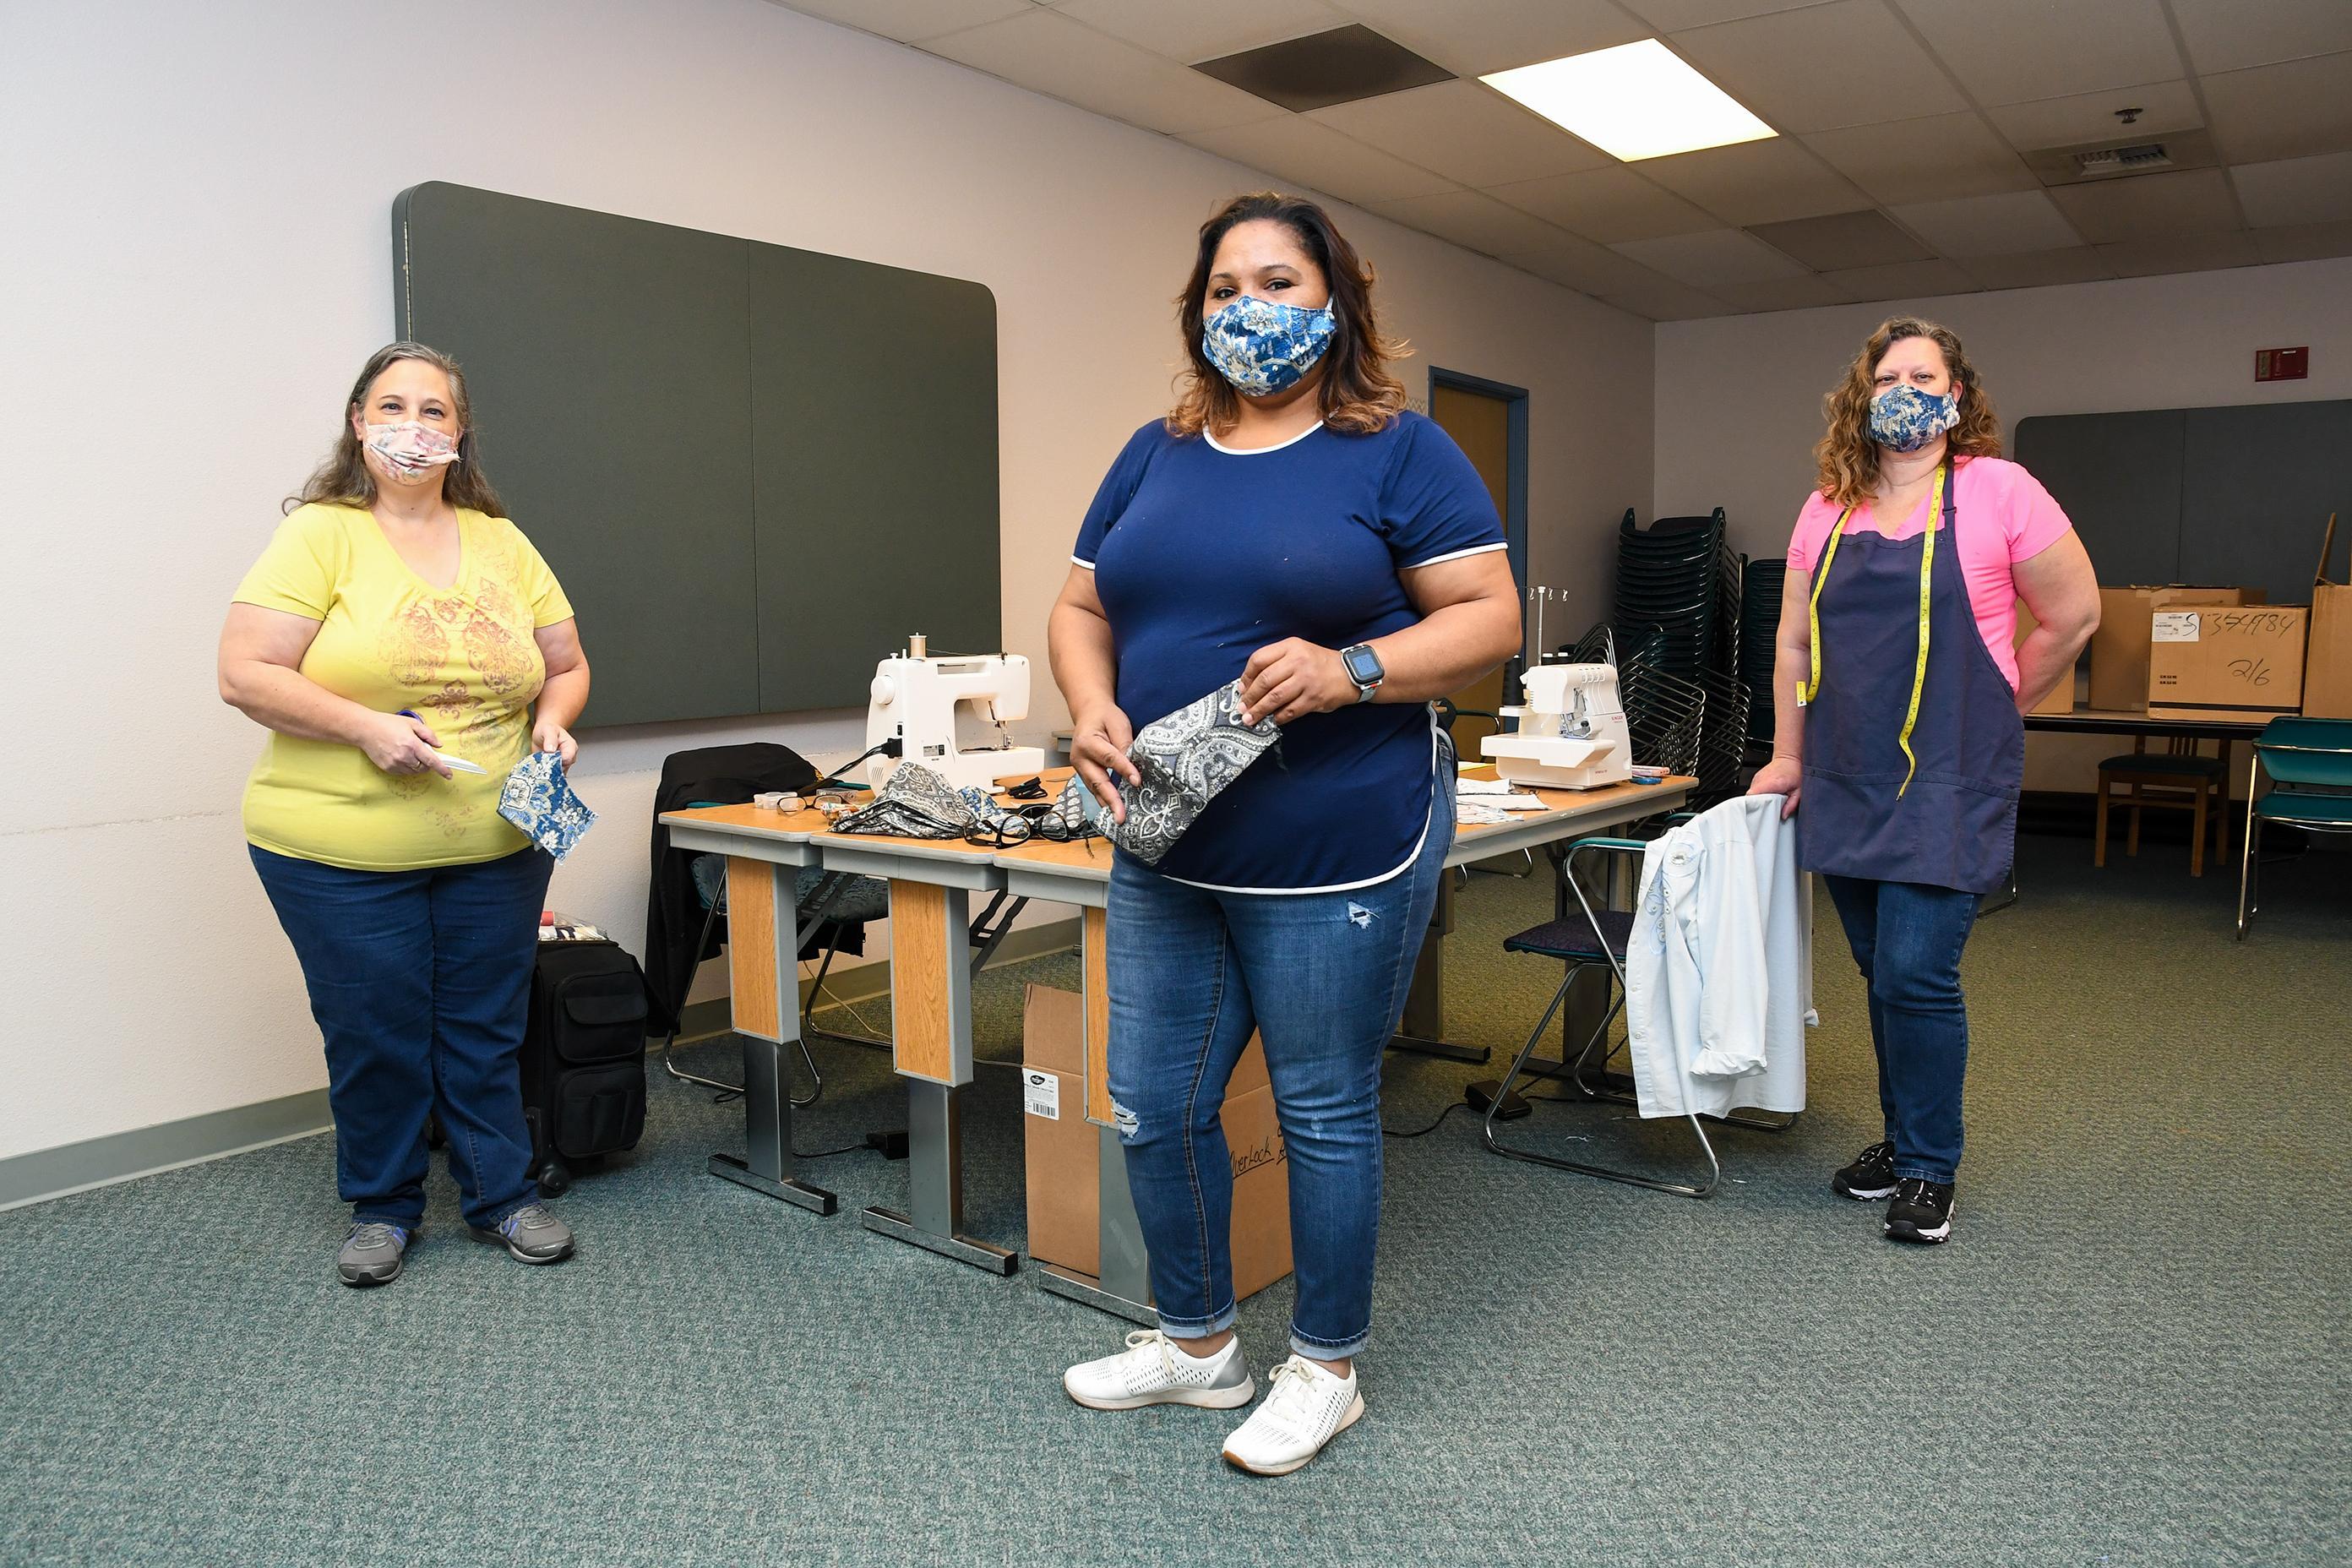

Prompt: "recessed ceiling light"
[1482,40,1776,163]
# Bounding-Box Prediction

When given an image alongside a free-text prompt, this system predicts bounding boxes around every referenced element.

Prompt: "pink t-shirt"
[1786,455,2073,690]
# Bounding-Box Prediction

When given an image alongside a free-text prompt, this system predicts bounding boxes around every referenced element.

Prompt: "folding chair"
[2236,716,2352,939]
[1480,835,1729,1198]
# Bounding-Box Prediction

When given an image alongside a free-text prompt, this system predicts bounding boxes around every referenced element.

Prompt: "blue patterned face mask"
[1201,295,1337,398]
[1868,384,1962,453]
[499,751,597,860]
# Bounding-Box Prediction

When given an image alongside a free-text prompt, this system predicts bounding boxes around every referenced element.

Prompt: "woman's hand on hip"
[532,718,579,767]
[360,711,454,778]
[1070,703,1140,823]
[1748,755,1802,819]
[1239,638,1355,726]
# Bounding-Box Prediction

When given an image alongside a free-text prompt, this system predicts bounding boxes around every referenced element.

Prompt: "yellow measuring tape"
[1799,463,1946,798]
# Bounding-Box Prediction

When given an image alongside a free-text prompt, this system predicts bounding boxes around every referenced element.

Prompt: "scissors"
[395,710,488,775]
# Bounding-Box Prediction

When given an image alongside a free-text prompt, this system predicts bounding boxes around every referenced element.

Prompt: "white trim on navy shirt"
[1402,541,1508,569]
[1202,423,1326,456]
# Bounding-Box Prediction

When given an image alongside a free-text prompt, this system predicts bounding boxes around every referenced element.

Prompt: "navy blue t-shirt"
[1074,412,1505,891]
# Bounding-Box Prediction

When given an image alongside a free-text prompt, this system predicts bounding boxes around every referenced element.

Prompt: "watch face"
[1344,645,1381,685]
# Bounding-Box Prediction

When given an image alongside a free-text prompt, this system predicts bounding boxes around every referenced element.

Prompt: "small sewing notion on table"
[1481,662,1634,791]
[863,633,1047,790]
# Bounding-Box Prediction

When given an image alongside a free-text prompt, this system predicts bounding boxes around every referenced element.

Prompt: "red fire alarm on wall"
[2256,346,2309,382]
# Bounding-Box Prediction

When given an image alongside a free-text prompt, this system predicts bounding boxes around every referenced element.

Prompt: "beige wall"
[0,0,1654,1163]
[1653,259,2352,792]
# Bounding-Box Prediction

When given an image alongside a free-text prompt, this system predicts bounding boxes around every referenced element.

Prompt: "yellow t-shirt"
[234,504,576,871]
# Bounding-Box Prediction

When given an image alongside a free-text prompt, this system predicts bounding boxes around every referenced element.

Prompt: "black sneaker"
[1832,1140,1898,1200]
[1884,1178,1956,1244]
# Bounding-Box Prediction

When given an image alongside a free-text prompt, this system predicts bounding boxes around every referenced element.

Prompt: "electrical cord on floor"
[1382,1102,1468,1139]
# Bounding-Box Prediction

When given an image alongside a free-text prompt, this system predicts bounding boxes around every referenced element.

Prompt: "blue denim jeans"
[251,845,553,1230]
[1820,874,1979,1184]
[1104,754,1452,1361]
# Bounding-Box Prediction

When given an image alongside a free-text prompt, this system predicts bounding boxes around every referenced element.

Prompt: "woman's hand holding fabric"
[1239,638,1355,726]
[531,718,579,766]
[1747,755,1802,819]
[1070,702,1141,823]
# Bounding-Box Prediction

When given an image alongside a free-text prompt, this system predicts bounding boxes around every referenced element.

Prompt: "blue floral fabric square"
[498,750,597,861]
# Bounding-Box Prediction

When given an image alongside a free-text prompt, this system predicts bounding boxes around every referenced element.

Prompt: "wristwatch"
[1340,642,1385,704]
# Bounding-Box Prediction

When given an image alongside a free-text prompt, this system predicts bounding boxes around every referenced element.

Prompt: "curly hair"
[1167,192,1408,439]
[1813,316,2001,508]
[288,341,506,517]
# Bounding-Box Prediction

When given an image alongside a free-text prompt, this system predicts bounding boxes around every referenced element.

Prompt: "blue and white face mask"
[1868,383,1963,453]
[1201,295,1337,398]
[498,750,597,860]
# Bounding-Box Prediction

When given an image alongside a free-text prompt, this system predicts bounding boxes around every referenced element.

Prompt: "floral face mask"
[364,420,462,482]
[1866,384,1961,454]
[1200,295,1337,398]
[499,750,597,860]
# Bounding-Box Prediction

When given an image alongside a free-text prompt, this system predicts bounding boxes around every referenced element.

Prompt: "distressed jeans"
[1820,874,1979,1184]
[1103,755,1452,1361]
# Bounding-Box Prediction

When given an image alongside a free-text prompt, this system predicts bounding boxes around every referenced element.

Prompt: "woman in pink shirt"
[1748,317,2098,1245]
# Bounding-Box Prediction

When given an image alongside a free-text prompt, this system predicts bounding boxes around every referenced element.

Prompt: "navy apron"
[1796,464,2023,896]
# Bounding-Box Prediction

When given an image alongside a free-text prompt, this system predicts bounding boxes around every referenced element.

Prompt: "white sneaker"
[1064,1330,1257,1412]
[1220,1355,1364,1476]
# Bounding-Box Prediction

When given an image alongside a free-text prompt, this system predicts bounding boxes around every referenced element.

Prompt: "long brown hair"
[288,341,507,515]
[1167,192,1408,439]
[1813,316,2001,508]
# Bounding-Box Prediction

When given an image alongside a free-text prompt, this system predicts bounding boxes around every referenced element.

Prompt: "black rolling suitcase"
[519,938,650,1195]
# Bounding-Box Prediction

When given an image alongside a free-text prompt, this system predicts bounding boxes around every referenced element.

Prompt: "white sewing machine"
[1480,662,1634,791]
[864,634,1047,792]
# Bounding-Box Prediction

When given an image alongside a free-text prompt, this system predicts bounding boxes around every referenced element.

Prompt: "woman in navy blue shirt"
[1049,193,1520,1475]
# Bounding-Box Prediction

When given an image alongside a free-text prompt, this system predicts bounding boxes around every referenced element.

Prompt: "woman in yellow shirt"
[219,342,591,1287]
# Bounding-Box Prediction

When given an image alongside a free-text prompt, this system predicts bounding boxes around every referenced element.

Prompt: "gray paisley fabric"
[830,762,977,839]
[1058,678,1282,866]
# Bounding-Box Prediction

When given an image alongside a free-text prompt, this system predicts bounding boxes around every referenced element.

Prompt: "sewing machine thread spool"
[907,632,928,659]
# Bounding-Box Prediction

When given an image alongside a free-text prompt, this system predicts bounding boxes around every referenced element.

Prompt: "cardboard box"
[2306,515,2352,721]
[2147,606,2309,718]
[2012,599,2077,716]
[2090,586,2261,712]
[1021,984,1292,1295]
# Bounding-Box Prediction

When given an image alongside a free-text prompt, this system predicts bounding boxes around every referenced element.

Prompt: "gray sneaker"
[469,1204,574,1265]
[338,1222,413,1287]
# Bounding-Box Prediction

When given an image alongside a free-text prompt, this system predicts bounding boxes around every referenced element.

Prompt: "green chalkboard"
[391,182,1000,727]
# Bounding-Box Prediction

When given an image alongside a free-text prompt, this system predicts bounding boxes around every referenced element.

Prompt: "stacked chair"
[1740,558,1788,746]
[1610,508,1754,804]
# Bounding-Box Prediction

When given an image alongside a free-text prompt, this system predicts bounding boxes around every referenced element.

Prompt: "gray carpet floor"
[3,832,2347,1567]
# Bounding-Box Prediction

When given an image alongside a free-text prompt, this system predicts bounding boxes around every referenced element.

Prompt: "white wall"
[0,0,1654,1163]
[1653,259,2352,790]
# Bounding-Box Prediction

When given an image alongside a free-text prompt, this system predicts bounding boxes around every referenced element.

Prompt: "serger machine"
[1480,662,1634,791]
[865,634,1047,792]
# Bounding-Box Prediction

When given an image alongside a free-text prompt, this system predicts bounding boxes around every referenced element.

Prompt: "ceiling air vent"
[2024,126,2218,187]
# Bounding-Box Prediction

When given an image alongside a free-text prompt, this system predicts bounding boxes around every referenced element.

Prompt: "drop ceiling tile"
[1984,81,2202,153]
[1641,137,1871,226]
[2045,168,2242,243]
[1482,166,1721,243]
[1804,112,2040,203]
[1748,209,1932,270]
[1962,247,2116,291]
[2231,151,2352,228]
[1710,274,1849,312]
[776,0,1031,44]
[2095,230,2261,277]
[1821,257,1982,302]
[1888,190,2083,257]
[1889,0,2186,107]
[1368,189,1576,256]
[1056,0,1348,63]
[1618,0,1838,29]
[1180,115,1459,204]
[1667,1,1966,134]
[2167,0,2352,75]
[924,8,1278,133]
[1612,228,1810,286]
[2200,52,2352,165]
[1310,79,1611,187]
[1502,235,1686,296]
[1323,0,1650,77]
[1599,274,1742,320]
[2250,219,2352,264]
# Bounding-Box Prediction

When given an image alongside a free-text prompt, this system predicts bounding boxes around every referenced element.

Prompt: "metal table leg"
[860,879,1016,1274]
[707,858,837,1216]
[1037,906,1155,1320]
